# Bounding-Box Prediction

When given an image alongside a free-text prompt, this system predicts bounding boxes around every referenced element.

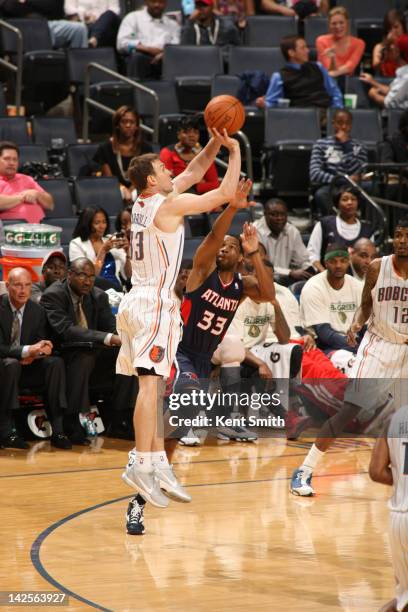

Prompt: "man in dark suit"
[0,267,71,449]
[41,258,137,440]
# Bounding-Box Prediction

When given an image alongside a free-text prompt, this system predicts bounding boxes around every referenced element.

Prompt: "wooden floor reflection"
[0,434,394,611]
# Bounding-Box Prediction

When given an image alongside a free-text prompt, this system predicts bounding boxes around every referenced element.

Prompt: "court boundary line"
[30,469,369,611]
[0,447,371,480]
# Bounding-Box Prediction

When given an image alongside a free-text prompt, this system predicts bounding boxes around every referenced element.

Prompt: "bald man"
[349,238,377,282]
[0,267,71,449]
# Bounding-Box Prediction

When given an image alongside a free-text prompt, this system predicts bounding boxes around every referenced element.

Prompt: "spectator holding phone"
[69,207,131,290]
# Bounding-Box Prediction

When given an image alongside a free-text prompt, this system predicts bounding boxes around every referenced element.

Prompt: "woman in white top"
[308,186,374,270]
[69,206,131,289]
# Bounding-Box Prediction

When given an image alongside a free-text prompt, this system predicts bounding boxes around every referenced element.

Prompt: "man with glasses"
[41,257,137,443]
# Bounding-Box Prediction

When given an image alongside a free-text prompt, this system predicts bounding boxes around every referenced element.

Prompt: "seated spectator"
[0,0,88,48]
[0,267,71,449]
[115,206,132,240]
[69,207,131,290]
[307,185,374,267]
[0,141,54,223]
[316,7,365,78]
[116,0,180,79]
[256,0,327,18]
[31,251,68,303]
[93,106,152,203]
[181,0,240,45]
[160,117,219,194]
[349,238,377,282]
[41,258,138,441]
[254,198,317,285]
[309,109,368,214]
[213,0,254,29]
[360,36,408,109]
[64,0,121,48]
[256,35,343,109]
[372,9,406,77]
[300,243,363,356]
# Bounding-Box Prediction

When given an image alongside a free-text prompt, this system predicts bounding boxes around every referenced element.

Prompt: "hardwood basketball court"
[0,435,394,611]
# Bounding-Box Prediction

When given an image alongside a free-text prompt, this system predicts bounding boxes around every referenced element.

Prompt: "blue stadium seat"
[208,210,252,235]
[18,145,48,166]
[326,108,382,148]
[264,108,321,147]
[74,177,123,216]
[244,16,297,47]
[66,144,99,177]
[183,237,203,259]
[31,118,77,147]
[37,178,76,218]
[0,118,30,144]
[228,47,282,77]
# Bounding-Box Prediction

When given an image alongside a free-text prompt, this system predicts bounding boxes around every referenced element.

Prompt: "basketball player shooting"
[116,128,242,514]
[291,219,408,497]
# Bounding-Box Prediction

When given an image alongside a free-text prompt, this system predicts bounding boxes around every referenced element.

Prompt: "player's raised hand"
[208,127,239,151]
[347,322,362,346]
[240,222,258,254]
[230,178,255,210]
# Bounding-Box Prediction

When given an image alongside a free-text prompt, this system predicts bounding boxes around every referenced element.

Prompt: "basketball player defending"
[291,219,408,496]
[116,129,242,514]
[370,406,408,612]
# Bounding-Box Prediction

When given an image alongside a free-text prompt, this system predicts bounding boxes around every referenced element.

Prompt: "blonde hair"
[329,6,350,23]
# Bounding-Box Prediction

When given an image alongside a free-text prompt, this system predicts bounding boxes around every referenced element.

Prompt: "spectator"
[115,206,132,240]
[380,109,408,164]
[348,237,377,282]
[31,251,68,303]
[0,0,88,48]
[309,109,368,213]
[307,185,374,267]
[256,0,328,18]
[360,36,408,109]
[0,142,54,223]
[300,243,363,355]
[0,267,72,449]
[254,198,317,285]
[372,9,406,77]
[116,0,180,79]
[160,117,219,194]
[316,6,365,78]
[213,0,254,29]
[256,35,343,109]
[69,207,131,290]
[94,106,152,203]
[41,258,138,441]
[181,0,241,46]
[64,0,121,48]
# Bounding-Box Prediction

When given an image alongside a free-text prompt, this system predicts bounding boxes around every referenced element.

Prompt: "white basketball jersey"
[368,255,408,343]
[130,192,184,291]
[388,405,408,512]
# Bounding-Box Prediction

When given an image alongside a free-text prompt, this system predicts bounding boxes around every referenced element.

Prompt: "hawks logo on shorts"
[149,345,165,363]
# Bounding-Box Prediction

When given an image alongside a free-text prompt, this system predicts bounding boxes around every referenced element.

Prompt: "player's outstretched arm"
[155,136,242,230]
[241,223,276,303]
[173,128,226,194]
[189,179,253,283]
[347,258,381,346]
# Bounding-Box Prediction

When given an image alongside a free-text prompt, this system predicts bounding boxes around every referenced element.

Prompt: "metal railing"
[83,62,254,181]
[83,62,159,143]
[0,20,23,112]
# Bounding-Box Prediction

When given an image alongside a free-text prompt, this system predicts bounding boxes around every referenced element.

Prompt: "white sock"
[151,450,169,467]
[301,444,325,473]
[134,451,152,472]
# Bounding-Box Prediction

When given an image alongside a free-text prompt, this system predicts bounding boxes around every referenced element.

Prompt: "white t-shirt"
[227,298,275,349]
[300,270,363,334]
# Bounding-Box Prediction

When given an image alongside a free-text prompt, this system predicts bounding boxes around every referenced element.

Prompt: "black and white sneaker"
[126,496,145,536]
[217,425,257,442]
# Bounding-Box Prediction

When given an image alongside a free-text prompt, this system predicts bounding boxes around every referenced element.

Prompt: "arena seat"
[31,117,77,147]
[66,144,99,177]
[228,47,282,77]
[74,177,123,216]
[244,16,297,47]
[37,178,76,219]
[18,145,48,166]
[0,118,31,144]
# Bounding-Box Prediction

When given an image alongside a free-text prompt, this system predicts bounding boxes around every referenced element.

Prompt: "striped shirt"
[309,136,368,185]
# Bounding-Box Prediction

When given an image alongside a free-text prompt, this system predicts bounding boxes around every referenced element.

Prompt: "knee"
[4,358,21,376]
[212,335,245,366]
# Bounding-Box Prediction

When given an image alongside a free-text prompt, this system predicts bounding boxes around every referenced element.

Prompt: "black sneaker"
[0,432,29,449]
[50,433,73,450]
[126,496,145,536]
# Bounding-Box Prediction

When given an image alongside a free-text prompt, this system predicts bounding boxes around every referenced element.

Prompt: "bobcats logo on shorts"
[149,345,165,363]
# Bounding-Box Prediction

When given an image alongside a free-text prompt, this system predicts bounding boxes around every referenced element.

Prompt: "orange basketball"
[204,95,245,135]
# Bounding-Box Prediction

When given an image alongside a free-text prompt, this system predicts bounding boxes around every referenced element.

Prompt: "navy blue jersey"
[179,268,244,357]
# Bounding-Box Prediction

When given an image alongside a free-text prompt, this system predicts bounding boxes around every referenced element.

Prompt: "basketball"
[204,95,245,135]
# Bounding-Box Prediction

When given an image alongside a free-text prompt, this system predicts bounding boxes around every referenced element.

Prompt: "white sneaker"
[290,468,315,497]
[122,463,169,508]
[154,464,192,503]
[179,428,201,446]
